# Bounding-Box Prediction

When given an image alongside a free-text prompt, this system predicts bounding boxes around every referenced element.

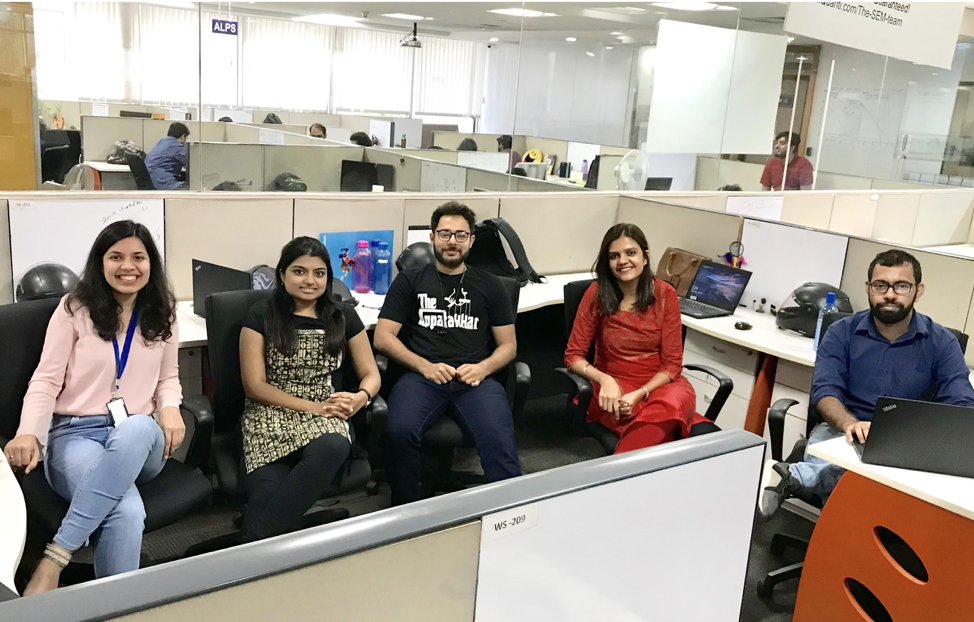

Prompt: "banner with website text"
[784,2,964,69]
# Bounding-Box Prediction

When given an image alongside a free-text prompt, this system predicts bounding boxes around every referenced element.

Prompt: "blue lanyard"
[112,307,138,396]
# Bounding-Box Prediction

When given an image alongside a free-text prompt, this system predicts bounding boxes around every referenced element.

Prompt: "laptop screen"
[686,262,751,312]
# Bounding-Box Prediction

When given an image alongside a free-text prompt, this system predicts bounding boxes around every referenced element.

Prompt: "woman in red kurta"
[565,223,709,453]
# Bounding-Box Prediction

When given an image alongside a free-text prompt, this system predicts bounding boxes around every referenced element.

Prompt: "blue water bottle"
[369,239,380,289]
[373,242,392,295]
[814,292,838,351]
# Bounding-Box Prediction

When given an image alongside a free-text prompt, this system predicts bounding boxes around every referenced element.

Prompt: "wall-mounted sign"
[212,19,238,36]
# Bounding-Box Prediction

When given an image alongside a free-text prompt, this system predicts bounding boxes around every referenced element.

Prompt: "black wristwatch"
[357,387,373,406]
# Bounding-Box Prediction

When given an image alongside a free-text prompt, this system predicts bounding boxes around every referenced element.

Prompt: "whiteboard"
[9,198,165,286]
[457,151,509,174]
[474,445,763,621]
[740,219,848,309]
[420,161,467,193]
[369,120,393,147]
[726,195,783,221]
[565,141,600,173]
[391,118,423,149]
[258,128,285,145]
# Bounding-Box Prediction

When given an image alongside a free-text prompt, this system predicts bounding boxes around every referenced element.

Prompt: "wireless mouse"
[734,321,752,331]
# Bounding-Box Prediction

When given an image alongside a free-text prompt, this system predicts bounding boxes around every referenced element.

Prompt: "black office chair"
[0,298,213,590]
[555,279,732,454]
[182,289,381,524]
[372,275,531,497]
[757,326,970,598]
[124,152,155,191]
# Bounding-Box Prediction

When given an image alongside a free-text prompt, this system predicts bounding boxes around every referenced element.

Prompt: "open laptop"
[853,397,974,478]
[192,260,252,318]
[678,261,752,319]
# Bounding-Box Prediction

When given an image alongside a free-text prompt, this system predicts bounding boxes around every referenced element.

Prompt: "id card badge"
[107,397,130,426]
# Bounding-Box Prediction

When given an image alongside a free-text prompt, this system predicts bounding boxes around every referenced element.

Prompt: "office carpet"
[119,394,807,621]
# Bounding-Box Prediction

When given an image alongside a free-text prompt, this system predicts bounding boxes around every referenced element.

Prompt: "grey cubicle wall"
[0,431,763,622]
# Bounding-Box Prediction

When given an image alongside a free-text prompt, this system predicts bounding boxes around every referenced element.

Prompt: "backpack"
[107,140,144,164]
[467,217,543,287]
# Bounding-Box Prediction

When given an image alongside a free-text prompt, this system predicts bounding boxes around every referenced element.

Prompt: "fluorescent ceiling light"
[586,52,595,57]
[382,13,429,21]
[489,37,499,42]
[651,2,736,11]
[787,36,794,43]
[487,8,558,17]
[606,46,614,50]
[566,37,577,42]
[610,31,623,35]
[624,6,646,11]
[295,13,364,27]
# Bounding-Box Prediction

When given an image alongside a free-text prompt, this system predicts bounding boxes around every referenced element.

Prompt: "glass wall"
[10,1,974,193]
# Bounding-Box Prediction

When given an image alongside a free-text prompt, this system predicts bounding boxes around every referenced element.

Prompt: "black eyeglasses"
[434,229,471,242]
[868,280,915,295]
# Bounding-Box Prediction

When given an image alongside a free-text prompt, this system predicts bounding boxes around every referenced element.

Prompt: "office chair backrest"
[947,327,969,355]
[205,289,272,434]
[124,152,155,191]
[331,277,354,304]
[563,279,596,337]
[0,298,60,442]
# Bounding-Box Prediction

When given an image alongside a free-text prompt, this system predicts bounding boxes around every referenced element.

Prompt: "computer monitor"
[645,177,673,191]
[192,260,252,317]
[341,160,378,192]
[375,163,394,191]
[685,261,752,313]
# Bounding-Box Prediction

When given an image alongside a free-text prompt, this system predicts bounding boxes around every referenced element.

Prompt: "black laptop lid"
[865,397,974,478]
[192,260,252,318]
[685,261,752,312]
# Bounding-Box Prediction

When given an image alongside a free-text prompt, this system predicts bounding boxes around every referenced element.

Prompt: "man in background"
[350,131,373,147]
[497,135,521,171]
[145,122,189,190]
[310,123,327,139]
[761,131,813,191]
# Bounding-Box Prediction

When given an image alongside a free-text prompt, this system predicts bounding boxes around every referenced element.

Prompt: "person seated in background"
[145,122,189,190]
[719,184,742,191]
[350,131,373,147]
[218,116,233,122]
[759,250,974,519]
[374,201,522,505]
[496,134,521,171]
[458,138,478,151]
[761,131,813,191]
[5,220,184,595]
[309,123,327,139]
[565,224,713,454]
[239,237,379,542]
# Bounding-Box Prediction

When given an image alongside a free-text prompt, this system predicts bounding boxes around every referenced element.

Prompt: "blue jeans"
[788,422,846,502]
[45,414,165,578]
[386,374,521,505]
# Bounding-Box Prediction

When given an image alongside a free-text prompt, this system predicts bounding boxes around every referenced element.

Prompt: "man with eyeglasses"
[375,201,521,505]
[759,249,974,519]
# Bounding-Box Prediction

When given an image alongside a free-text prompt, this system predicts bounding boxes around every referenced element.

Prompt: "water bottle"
[353,241,372,294]
[581,159,590,181]
[814,292,839,351]
[369,239,380,289]
[373,242,392,295]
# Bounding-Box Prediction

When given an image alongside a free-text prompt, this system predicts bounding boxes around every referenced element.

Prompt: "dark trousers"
[241,432,350,542]
[386,373,521,505]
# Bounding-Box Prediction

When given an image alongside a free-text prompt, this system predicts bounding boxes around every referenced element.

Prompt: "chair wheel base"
[756,579,774,599]
[366,480,380,496]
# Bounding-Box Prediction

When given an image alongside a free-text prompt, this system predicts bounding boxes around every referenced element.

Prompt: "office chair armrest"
[767,398,799,462]
[555,367,593,436]
[180,394,215,470]
[683,364,733,423]
[375,354,389,377]
[512,361,531,420]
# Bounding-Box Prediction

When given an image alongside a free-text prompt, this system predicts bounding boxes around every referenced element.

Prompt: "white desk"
[924,243,974,260]
[174,271,593,348]
[82,161,136,191]
[809,436,974,521]
[681,308,815,368]
[84,161,131,173]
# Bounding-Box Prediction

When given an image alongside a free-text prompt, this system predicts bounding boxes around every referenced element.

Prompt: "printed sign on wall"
[211,19,238,36]
[784,2,964,69]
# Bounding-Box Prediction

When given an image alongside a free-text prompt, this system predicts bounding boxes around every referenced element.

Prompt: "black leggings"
[241,432,350,542]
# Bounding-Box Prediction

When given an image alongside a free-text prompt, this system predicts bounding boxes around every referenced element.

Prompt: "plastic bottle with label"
[814,292,839,351]
[373,242,392,295]
[369,239,380,289]
[353,241,372,294]
[581,159,590,181]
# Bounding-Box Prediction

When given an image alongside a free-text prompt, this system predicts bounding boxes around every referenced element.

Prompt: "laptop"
[192,260,252,318]
[854,397,974,478]
[678,261,752,319]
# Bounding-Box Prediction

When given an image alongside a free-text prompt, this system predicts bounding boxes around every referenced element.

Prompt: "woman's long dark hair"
[593,223,656,316]
[66,220,175,343]
[265,237,345,355]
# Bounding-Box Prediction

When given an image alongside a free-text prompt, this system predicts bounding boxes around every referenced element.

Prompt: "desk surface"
[681,307,816,367]
[809,436,974,521]
[84,161,131,173]
[175,271,593,348]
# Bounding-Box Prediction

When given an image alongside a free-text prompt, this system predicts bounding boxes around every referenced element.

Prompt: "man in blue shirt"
[759,249,974,519]
[145,122,189,190]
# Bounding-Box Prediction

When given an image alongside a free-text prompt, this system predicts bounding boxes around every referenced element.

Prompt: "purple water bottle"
[353,241,372,293]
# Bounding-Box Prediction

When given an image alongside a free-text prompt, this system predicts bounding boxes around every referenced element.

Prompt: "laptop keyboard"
[679,298,725,318]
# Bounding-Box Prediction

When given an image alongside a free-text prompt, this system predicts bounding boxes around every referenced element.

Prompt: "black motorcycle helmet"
[396,242,435,272]
[775,282,854,337]
[272,172,307,192]
[17,263,80,302]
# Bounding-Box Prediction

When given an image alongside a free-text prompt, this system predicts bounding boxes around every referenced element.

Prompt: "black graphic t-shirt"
[379,264,515,367]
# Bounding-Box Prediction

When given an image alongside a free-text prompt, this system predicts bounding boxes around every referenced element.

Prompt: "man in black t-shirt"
[375,201,522,504]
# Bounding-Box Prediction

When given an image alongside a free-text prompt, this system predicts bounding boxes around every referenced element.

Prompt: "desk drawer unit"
[684,330,760,376]
[686,373,750,432]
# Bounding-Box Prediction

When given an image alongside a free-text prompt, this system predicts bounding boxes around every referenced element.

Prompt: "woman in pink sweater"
[4,220,184,595]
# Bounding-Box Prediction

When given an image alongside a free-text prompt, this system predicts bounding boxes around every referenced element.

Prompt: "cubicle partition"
[0,431,764,622]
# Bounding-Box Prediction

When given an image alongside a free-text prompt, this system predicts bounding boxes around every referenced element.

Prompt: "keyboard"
[679,298,729,319]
